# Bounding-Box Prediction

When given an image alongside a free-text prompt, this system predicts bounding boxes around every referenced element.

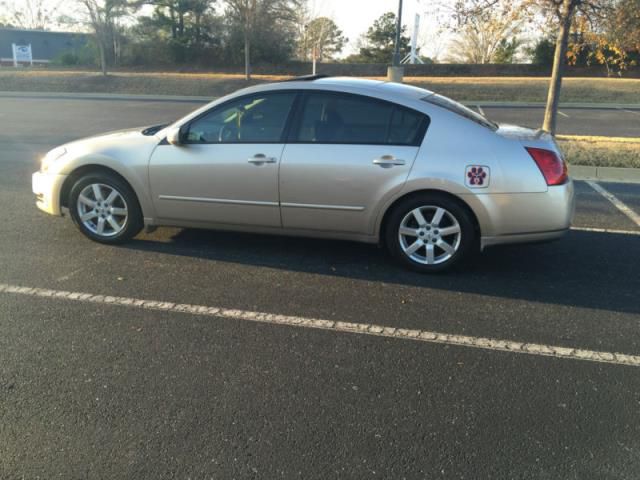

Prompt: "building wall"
[0,28,89,63]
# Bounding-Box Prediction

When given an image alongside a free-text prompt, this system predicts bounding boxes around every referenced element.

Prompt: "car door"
[149,91,298,227]
[279,91,429,234]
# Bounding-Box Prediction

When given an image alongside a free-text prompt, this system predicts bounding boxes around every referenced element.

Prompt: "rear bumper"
[32,171,67,216]
[474,180,575,249]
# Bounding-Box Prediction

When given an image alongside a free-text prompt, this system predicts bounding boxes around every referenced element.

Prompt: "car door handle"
[373,155,405,167]
[248,154,277,165]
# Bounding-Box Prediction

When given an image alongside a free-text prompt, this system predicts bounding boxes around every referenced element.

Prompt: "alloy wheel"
[76,183,129,237]
[398,206,462,265]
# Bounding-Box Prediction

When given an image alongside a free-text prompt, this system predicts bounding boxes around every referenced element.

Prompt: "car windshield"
[422,94,498,131]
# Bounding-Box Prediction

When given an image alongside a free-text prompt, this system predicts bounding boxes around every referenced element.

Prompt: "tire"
[68,171,143,244]
[385,193,476,273]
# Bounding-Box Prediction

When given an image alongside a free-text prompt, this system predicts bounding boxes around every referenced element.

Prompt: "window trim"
[286,90,430,147]
[180,90,302,145]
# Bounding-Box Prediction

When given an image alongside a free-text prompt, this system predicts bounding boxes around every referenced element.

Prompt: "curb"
[570,165,640,184]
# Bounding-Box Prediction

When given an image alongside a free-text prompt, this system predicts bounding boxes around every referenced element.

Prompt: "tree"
[78,0,129,75]
[536,0,612,134]
[528,38,556,65]
[300,17,347,62]
[444,0,523,63]
[225,0,299,80]
[567,0,639,76]
[349,12,410,64]
[446,3,523,64]
[454,0,613,135]
[134,0,220,62]
[494,37,521,63]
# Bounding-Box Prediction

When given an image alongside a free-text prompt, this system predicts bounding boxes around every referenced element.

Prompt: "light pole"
[392,0,403,67]
[387,0,404,82]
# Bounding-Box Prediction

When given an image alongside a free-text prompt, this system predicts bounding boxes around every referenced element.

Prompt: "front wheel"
[385,194,476,273]
[68,172,143,244]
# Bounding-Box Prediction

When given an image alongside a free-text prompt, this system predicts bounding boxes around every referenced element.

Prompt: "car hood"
[63,126,160,151]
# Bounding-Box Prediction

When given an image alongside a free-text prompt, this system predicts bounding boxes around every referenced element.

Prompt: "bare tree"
[226,0,299,80]
[446,5,523,63]
[301,17,346,62]
[77,0,129,75]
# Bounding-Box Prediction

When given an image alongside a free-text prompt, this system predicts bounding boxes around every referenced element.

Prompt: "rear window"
[422,94,498,131]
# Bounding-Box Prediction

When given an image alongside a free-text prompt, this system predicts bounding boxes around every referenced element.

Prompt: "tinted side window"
[388,106,425,145]
[294,92,427,146]
[186,92,296,143]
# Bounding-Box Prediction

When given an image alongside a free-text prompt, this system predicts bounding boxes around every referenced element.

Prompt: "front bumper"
[32,171,67,216]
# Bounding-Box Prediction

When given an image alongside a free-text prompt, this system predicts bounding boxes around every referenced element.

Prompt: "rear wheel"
[68,172,143,244]
[385,194,476,272]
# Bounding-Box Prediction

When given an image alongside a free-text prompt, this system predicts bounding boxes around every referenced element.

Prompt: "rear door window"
[292,92,428,146]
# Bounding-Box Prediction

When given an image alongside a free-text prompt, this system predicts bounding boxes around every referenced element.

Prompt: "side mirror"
[166,126,184,146]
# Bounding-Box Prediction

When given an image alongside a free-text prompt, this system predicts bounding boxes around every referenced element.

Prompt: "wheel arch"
[60,164,141,213]
[377,189,482,246]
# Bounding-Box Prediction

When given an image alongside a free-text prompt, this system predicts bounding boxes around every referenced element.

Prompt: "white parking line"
[558,110,570,118]
[1,283,639,368]
[587,181,640,227]
[621,108,640,116]
[571,226,640,235]
[477,105,485,116]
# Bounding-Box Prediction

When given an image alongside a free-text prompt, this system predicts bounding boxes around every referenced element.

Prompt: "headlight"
[40,147,67,172]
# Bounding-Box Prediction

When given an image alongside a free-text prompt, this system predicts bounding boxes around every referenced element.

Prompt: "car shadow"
[123,228,640,315]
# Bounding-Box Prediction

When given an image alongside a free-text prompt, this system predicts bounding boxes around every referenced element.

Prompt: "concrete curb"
[570,165,640,183]
[0,91,639,110]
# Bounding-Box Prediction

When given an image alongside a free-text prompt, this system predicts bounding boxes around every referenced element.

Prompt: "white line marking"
[587,181,640,227]
[571,226,640,235]
[477,105,485,116]
[1,283,639,368]
[558,110,570,118]
[56,267,84,282]
[621,108,640,116]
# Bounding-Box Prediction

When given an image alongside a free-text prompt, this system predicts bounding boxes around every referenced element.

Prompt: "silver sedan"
[32,76,575,272]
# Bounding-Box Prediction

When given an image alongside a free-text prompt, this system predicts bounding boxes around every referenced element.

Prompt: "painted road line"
[621,108,640,116]
[571,226,640,236]
[558,110,570,118]
[587,181,640,227]
[477,105,485,116]
[1,283,639,368]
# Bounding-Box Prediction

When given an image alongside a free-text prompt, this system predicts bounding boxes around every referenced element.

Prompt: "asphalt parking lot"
[1,97,640,479]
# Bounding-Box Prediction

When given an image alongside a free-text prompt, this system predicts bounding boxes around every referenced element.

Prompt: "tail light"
[525,147,568,186]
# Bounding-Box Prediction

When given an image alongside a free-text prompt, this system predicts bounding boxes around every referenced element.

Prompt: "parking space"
[1,97,640,478]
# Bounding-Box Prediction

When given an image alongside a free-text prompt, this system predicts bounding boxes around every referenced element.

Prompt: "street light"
[387,0,404,82]
[392,0,403,67]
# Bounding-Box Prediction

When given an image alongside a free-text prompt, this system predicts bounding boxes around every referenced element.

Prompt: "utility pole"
[387,0,404,83]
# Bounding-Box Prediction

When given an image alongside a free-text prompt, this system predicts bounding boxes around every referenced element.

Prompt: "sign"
[12,43,33,66]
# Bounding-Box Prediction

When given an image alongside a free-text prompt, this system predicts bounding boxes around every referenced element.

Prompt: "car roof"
[240,76,434,101]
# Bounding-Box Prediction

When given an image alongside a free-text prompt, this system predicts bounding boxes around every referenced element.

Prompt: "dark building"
[0,27,90,65]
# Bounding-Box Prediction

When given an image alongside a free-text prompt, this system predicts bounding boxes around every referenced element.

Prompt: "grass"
[0,69,639,104]
[557,135,640,168]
